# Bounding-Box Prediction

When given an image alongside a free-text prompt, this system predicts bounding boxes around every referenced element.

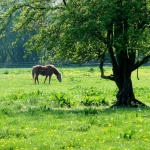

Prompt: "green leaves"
[0,0,150,65]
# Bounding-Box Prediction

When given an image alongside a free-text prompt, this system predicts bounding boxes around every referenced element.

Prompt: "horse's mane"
[46,65,60,75]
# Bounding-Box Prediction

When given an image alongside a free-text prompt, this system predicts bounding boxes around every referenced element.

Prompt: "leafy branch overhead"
[1,1,149,63]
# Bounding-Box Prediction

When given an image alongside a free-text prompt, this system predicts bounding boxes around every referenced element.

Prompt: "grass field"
[0,66,150,150]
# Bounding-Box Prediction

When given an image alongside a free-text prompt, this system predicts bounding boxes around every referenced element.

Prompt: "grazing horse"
[32,65,62,84]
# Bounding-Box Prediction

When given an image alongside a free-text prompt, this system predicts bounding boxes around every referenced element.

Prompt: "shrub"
[88,67,95,72]
[84,107,98,115]
[3,70,9,74]
[51,92,73,108]
[81,96,109,106]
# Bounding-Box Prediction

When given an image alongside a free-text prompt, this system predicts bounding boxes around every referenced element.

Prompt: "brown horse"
[32,65,62,84]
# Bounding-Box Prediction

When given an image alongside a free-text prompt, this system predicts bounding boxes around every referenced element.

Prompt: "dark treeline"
[0,25,40,64]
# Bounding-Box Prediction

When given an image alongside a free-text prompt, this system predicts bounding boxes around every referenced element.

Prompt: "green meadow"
[0,66,150,150]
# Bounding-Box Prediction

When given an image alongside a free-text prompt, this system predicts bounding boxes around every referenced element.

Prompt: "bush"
[51,92,74,108]
[81,96,109,106]
[3,70,9,74]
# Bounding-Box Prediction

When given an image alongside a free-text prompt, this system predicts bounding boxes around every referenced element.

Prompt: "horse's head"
[57,73,62,82]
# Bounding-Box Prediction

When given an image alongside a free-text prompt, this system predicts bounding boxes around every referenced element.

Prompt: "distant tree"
[0,0,40,63]
[0,0,150,106]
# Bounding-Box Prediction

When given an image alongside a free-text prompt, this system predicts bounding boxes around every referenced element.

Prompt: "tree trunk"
[115,77,135,106]
[112,48,135,107]
[114,69,147,107]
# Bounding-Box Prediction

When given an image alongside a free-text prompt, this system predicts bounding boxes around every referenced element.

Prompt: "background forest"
[0,25,40,64]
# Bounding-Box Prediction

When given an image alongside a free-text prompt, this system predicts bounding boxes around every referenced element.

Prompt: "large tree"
[0,0,150,106]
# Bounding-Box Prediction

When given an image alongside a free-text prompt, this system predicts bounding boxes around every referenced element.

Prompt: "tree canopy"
[0,0,150,106]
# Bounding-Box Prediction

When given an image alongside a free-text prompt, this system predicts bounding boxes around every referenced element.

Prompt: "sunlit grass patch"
[0,66,149,149]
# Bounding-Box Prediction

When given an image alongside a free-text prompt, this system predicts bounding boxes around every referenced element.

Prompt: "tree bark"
[115,76,134,106]
[113,69,147,107]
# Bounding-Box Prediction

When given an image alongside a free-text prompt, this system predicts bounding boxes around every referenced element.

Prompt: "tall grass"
[0,66,149,149]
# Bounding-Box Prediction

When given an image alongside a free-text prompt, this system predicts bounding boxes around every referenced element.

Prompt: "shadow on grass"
[1,104,149,118]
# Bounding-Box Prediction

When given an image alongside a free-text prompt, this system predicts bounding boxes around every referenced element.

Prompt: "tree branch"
[99,51,114,81]
[100,72,114,81]
[131,55,150,71]
[62,0,67,6]
[21,4,46,10]
[107,28,118,70]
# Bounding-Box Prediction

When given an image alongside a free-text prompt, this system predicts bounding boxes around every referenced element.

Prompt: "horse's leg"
[34,75,36,84]
[35,75,39,84]
[49,75,51,84]
[37,75,39,84]
[34,77,36,84]
[44,76,48,84]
